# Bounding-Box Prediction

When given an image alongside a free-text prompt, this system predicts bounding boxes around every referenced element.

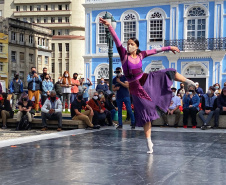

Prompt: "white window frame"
[29,35,33,44]
[51,4,55,11]
[120,10,139,44]
[11,51,16,62]
[29,54,34,63]
[146,8,167,48]
[11,32,16,41]
[45,56,49,65]
[184,4,209,41]
[0,62,3,71]
[37,5,41,11]
[23,5,27,11]
[95,12,113,54]
[44,17,48,23]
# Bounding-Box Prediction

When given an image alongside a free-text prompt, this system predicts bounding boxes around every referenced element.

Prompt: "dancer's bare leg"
[144,121,153,154]
[175,72,196,86]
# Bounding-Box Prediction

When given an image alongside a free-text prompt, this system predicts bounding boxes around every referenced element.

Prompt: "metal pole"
[106,27,113,91]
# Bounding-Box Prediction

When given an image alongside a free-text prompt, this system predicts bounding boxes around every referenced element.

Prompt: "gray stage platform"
[0,127,226,185]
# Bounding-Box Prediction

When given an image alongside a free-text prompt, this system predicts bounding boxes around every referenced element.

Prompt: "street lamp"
[102,12,116,91]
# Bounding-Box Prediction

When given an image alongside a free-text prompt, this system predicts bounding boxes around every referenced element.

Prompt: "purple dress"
[109,26,176,127]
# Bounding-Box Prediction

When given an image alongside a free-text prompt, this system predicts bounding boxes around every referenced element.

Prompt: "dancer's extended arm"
[99,17,127,65]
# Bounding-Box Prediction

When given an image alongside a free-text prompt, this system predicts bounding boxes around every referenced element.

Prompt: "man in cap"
[198,86,217,130]
[162,87,181,127]
[214,86,226,129]
[9,73,24,111]
[112,67,135,129]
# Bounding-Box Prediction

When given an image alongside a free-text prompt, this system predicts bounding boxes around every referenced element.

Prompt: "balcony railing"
[164,38,226,51]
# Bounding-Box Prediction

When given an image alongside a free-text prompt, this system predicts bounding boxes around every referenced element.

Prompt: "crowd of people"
[1,65,226,131]
[164,82,226,130]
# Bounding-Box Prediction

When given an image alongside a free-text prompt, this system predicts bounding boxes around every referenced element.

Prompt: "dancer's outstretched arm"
[99,17,127,64]
[175,72,196,86]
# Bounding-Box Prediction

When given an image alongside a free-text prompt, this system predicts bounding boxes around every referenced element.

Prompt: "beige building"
[3,0,85,81]
[0,17,52,88]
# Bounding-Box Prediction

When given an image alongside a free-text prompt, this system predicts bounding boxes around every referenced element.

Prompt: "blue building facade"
[83,0,226,92]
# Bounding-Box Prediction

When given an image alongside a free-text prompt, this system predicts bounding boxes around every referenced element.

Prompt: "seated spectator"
[224,82,226,87]
[213,83,221,96]
[183,84,200,128]
[162,87,181,127]
[96,77,108,92]
[41,90,62,131]
[71,93,100,129]
[54,77,63,102]
[214,86,226,129]
[41,74,53,105]
[0,93,13,129]
[105,93,118,121]
[98,90,105,99]
[198,86,217,130]
[16,94,33,130]
[195,82,204,97]
[88,92,113,126]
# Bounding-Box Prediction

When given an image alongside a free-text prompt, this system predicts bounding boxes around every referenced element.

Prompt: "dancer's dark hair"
[128,37,141,55]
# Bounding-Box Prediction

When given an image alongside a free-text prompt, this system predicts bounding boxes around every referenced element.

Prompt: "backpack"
[16,113,31,130]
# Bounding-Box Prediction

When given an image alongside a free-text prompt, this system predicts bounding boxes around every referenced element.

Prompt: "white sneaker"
[147,142,153,154]
[68,109,70,112]
[63,109,65,112]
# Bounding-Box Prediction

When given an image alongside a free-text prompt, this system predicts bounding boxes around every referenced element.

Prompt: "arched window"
[144,61,165,73]
[186,6,207,40]
[121,10,139,43]
[149,11,164,42]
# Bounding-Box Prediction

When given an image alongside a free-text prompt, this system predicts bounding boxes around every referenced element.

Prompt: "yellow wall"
[0,33,9,88]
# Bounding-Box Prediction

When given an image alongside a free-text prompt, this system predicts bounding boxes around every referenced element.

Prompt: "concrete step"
[1,118,86,129]
[152,114,226,128]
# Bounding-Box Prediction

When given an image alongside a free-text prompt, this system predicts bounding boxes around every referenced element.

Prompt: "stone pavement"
[0,128,57,141]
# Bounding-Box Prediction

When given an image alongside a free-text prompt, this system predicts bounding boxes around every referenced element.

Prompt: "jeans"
[17,111,32,122]
[183,107,198,126]
[70,93,77,104]
[110,109,117,120]
[41,95,48,105]
[214,108,226,126]
[198,110,215,125]
[116,97,135,126]
[12,93,21,110]
[84,97,88,102]
[41,112,62,128]
[62,93,71,109]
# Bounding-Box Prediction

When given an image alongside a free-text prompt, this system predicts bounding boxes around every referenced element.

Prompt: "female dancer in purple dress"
[99,18,195,154]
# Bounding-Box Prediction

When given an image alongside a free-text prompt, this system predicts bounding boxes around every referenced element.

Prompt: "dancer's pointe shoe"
[147,143,153,154]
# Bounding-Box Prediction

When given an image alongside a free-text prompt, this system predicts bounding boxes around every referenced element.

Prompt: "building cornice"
[53,35,85,40]
[83,0,213,10]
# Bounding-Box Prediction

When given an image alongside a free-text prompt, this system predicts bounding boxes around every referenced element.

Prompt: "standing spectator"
[105,93,118,121]
[54,77,63,102]
[71,93,100,129]
[41,90,62,131]
[78,78,93,102]
[27,67,42,113]
[183,84,200,128]
[61,71,72,112]
[213,83,221,96]
[162,87,181,127]
[9,73,23,111]
[71,73,80,103]
[96,77,108,92]
[177,83,185,99]
[214,86,226,129]
[112,67,135,129]
[88,92,113,126]
[199,86,217,130]
[40,67,48,81]
[16,94,33,130]
[0,93,13,129]
[195,82,204,97]
[0,75,2,94]
[41,74,53,105]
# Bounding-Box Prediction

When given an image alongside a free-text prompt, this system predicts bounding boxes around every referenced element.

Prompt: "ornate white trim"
[183,4,209,41]
[146,8,167,50]
[94,63,110,80]
[120,10,139,44]
[144,61,165,73]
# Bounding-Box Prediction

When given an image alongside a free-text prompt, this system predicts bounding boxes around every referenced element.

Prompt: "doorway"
[186,78,206,93]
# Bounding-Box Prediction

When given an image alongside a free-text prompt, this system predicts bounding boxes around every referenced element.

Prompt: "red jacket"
[88,99,105,112]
